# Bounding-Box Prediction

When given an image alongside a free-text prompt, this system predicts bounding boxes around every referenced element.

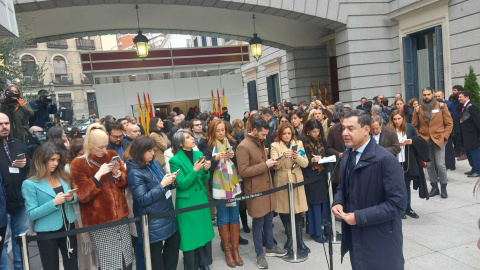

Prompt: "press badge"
[432,109,439,113]
[9,166,19,174]
[165,190,172,199]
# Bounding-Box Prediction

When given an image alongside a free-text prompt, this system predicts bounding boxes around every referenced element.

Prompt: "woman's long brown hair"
[387,109,407,135]
[28,142,71,184]
[205,119,236,147]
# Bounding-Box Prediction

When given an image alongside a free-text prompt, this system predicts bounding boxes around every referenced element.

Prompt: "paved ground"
[6,158,480,270]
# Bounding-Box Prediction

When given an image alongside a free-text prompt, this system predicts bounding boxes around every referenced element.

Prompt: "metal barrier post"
[328,174,341,243]
[142,215,152,270]
[283,182,308,263]
[18,233,30,270]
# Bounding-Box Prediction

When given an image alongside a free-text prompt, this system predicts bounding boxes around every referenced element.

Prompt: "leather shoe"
[465,169,474,175]
[441,184,448,198]
[401,213,407,219]
[239,235,248,245]
[405,209,419,219]
[457,154,468,161]
[468,173,480,178]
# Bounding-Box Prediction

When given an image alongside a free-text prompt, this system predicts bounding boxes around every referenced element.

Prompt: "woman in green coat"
[169,129,214,270]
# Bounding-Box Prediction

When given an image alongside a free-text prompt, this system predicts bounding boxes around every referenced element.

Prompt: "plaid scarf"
[303,136,325,173]
[211,139,241,200]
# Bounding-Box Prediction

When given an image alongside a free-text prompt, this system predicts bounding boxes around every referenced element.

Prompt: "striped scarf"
[211,139,241,200]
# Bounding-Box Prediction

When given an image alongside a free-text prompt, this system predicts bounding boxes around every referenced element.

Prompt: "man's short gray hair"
[371,115,383,126]
[171,129,194,155]
[372,105,382,114]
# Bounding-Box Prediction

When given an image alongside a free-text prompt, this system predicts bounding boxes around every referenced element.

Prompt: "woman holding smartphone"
[169,129,214,270]
[270,123,309,255]
[198,119,244,267]
[70,123,133,270]
[126,136,180,270]
[21,142,78,270]
[387,110,426,219]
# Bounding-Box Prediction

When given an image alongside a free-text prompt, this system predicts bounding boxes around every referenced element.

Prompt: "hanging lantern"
[250,15,263,62]
[134,30,149,58]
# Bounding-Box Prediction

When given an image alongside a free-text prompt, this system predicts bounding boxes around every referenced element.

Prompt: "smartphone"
[311,96,318,101]
[173,169,180,176]
[16,153,25,160]
[198,156,206,163]
[110,156,120,164]
[275,155,284,161]
[405,139,412,143]
[292,145,298,151]
[66,188,78,194]
[226,146,233,152]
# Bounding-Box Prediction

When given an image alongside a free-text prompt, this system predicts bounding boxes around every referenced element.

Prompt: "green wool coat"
[169,149,214,252]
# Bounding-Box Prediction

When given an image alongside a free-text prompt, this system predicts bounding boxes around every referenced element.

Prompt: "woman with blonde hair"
[198,119,244,267]
[70,123,133,270]
[22,142,78,270]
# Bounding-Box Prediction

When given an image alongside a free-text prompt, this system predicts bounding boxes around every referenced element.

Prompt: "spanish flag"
[211,90,217,116]
[310,82,314,99]
[143,93,150,136]
[222,88,227,108]
[217,89,222,116]
[318,81,322,100]
[147,93,154,118]
[137,93,145,131]
[324,81,329,106]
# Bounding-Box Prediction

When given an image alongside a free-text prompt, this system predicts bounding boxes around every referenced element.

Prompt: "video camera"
[2,90,20,105]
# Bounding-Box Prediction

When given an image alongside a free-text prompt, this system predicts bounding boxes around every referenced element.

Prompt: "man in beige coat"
[412,87,453,198]
[237,118,287,269]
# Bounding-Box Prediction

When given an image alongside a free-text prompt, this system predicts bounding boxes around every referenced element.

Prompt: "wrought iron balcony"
[76,39,95,50]
[51,73,73,85]
[47,40,68,49]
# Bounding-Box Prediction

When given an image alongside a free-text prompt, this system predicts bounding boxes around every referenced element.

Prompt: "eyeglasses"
[110,135,124,140]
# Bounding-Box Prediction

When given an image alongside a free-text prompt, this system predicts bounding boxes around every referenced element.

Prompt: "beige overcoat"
[270,140,308,214]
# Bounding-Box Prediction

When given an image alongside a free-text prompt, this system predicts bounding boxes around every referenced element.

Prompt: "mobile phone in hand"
[66,188,78,194]
[110,156,120,164]
[173,169,180,176]
[226,146,233,152]
[292,145,298,151]
[198,156,206,163]
[16,153,25,160]
[275,155,284,161]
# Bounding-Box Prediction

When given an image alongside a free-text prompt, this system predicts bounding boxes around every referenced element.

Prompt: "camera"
[2,90,20,105]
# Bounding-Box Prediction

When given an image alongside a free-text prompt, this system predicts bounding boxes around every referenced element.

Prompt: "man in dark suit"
[449,85,466,159]
[458,91,480,177]
[332,110,406,270]
[370,115,401,156]
[356,97,367,110]
[436,90,458,170]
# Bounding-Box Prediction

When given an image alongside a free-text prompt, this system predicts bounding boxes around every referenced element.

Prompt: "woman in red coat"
[70,123,133,270]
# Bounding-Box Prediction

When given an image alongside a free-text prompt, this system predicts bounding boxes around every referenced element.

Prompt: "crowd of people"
[0,83,479,270]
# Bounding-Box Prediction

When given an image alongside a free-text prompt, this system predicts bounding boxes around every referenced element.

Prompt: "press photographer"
[29,89,57,129]
[0,85,34,142]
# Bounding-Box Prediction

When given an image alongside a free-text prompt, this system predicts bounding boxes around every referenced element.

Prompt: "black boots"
[296,220,310,254]
[240,209,250,233]
[441,184,448,198]
[429,183,439,197]
[281,217,293,252]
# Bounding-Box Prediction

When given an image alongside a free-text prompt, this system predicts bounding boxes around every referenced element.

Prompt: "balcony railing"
[76,39,95,50]
[81,74,92,84]
[19,75,43,85]
[47,40,68,49]
[51,73,73,85]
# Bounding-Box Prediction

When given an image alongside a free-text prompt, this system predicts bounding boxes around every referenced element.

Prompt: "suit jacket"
[460,101,480,151]
[378,126,401,156]
[411,101,453,148]
[22,178,77,232]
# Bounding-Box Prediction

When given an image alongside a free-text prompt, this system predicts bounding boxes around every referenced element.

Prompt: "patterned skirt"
[90,223,133,270]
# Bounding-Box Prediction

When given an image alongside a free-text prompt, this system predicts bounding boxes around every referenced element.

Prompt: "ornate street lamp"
[249,15,263,62]
[133,5,149,58]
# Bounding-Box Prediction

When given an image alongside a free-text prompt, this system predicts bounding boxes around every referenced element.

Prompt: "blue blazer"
[22,178,77,232]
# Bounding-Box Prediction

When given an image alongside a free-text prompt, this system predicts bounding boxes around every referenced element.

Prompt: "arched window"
[53,56,67,75]
[21,55,36,77]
